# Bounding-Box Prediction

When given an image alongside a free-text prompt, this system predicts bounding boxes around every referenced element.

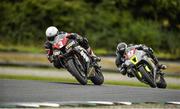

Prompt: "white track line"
[38,102,60,107]
[87,101,114,105]
[166,101,180,105]
[115,101,132,105]
[16,103,40,108]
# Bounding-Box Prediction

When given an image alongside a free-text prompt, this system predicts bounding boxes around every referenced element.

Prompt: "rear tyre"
[157,75,167,89]
[90,68,104,85]
[139,66,156,88]
[66,58,87,85]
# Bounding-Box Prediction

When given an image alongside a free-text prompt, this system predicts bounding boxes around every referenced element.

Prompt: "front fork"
[128,67,142,80]
[73,46,92,76]
[147,59,157,83]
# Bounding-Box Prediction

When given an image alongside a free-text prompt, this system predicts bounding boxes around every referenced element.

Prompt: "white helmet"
[45,26,59,42]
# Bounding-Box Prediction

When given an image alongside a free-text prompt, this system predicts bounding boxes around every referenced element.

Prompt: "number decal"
[58,40,63,48]
[127,50,135,58]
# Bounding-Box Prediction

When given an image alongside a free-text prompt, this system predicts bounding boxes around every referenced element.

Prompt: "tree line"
[0,0,179,56]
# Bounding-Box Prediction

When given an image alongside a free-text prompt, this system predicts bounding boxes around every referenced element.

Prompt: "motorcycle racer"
[115,42,167,77]
[44,26,100,68]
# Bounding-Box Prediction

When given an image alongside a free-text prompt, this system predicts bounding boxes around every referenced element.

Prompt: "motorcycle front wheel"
[139,66,156,88]
[66,58,87,85]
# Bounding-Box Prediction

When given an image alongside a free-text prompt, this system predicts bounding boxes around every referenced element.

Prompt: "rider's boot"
[92,55,101,62]
[150,53,167,70]
[155,64,166,78]
[87,47,101,62]
[156,64,166,81]
[158,64,167,70]
[148,52,167,70]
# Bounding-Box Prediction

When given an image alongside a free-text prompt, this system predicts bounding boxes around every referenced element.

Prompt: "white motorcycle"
[123,47,167,88]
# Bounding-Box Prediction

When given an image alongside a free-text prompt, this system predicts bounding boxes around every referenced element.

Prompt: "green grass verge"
[0,44,44,53]
[0,74,180,89]
[156,52,180,60]
[0,74,77,83]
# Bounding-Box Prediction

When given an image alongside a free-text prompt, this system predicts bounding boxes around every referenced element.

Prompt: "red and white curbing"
[38,102,60,107]
[166,101,180,105]
[2,101,180,108]
[16,103,40,108]
[87,101,114,105]
[115,101,132,105]
[16,102,60,108]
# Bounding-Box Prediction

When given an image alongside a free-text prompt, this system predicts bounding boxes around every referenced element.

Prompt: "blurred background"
[0,0,180,88]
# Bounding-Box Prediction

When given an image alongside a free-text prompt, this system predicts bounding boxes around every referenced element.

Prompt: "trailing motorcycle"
[123,47,167,88]
[52,34,104,85]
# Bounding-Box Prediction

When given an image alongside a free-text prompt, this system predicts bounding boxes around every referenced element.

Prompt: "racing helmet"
[117,42,127,55]
[45,26,59,42]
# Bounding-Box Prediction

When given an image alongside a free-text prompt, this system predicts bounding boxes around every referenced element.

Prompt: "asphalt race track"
[0,79,180,103]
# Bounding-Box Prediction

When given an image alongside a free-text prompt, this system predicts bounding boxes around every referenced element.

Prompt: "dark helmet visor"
[47,36,55,41]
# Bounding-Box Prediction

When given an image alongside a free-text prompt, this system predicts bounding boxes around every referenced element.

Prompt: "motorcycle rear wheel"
[90,67,104,85]
[156,75,167,89]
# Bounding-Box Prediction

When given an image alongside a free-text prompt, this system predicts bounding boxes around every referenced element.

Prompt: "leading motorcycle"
[123,47,167,88]
[52,34,104,85]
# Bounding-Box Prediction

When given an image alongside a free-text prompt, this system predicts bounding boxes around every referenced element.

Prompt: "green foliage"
[0,0,179,57]
[120,20,162,49]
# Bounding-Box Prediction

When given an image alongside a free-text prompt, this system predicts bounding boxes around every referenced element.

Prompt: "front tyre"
[90,67,104,85]
[66,58,87,85]
[139,66,156,88]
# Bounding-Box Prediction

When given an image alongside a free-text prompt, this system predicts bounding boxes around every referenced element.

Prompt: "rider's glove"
[121,63,126,68]
[118,63,127,75]
[148,47,153,54]
[44,41,52,49]
[143,46,149,51]
[48,55,54,63]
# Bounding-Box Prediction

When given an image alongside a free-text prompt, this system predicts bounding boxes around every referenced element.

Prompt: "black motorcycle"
[52,34,104,85]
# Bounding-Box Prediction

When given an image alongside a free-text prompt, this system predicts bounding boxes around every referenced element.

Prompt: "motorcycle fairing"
[53,34,68,49]
[125,48,136,59]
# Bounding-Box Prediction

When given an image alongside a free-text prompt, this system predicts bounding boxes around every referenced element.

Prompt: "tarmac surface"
[1,79,180,103]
